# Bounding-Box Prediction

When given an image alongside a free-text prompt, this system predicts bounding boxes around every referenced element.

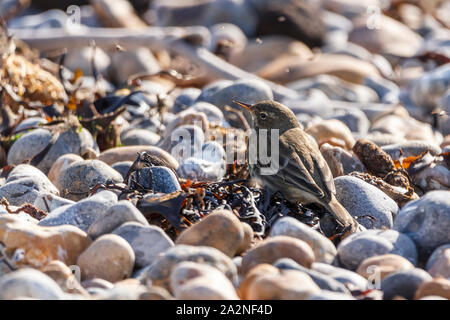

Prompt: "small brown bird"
[234,100,360,238]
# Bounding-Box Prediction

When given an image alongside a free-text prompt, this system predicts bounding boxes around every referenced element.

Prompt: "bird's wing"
[278,129,335,201]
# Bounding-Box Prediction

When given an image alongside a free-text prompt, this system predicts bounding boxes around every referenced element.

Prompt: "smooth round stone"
[270,217,337,264]
[87,200,149,239]
[0,215,91,268]
[190,102,225,124]
[394,191,450,260]
[130,167,181,193]
[139,286,174,300]
[236,222,254,255]
[95,280,148,300]
[311,263,369,291]
[308,291,356,300]
[173,88,202,111]
[305,119,355,150]
[334,176,398,229]
[320,144,366,177]
[200,78,273,112]
[337,229,418,270]
[81,278,114,290]
[154,0,258,36]
[0,164,59,206]
[12,117,47,134]
[38,190,118,232]
[177,157,226,182]
[426,244,450,279]
[142,245,237,291]
[8,126,99,174]
[41,260,88,296]
[170,261,238,300]
[77,234,135,283]
[159,125,205,163]
[112,222,174,268]
[48,154,84,190]
[58,160,123,201]
[176,209,245,257]
[411,63,450,111]
[98,146,179,170]
[274,258,350,294]
[209,22,247,57]
[240,236,315,275]
[381,269,432,300]
[237,264,279,299]
[382,141,442,161]
[111,161,133,180]
[120,128,160,146]
[245,269,321,300]
[0,268,65,300]
[64,46,110,76]
[7,128,52,165]
[356,254,415,281]
[414,278,450,300]
[328,108,370,135]
[196,79,233,102]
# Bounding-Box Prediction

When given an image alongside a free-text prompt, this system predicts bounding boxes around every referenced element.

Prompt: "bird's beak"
[233,100,253,112]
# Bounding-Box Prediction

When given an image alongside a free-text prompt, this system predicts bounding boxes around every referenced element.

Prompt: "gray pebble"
[337,229,418,270]
[58,160,123,201]
[312,262,369,291]
[334,176,398,229]
[130,167,181,193]
[382,141,441,161]
[394,190,450,260]
[0,268,65,300]
[112,222,174,268]
[381,269,432,300]
[111,161,133,180]
[173,88,202,112]
[426,244,450,271]
[38,190,118,232]
[88,200,149,239]
[120,128,160,146]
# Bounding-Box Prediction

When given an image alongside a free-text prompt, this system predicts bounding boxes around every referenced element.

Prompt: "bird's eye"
[260,112,267,120]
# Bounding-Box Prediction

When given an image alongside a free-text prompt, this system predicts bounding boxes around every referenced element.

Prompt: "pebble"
[0,268,66,300]
[58,160,123,201]
[176,209,245,257]
[120,128,161,146]
[270,217,337,264]
[95,280,148,300]
[320,144,366,177]
[129,167,181,193]
[173,88,202,111]
[7,125,99,174]
[33,193,75,213]
[426,244,450,279]
[47,154,84,189]
[12,117,47,134]
[142,245,237,291]
[0,164,59,206]
[394,190,450,260]
[356,254,415,281]
[305,119,355,150]
[274,258,350,294]
[311,263,369,291]
[381,268,432,300]
[170,261,238,300]
[337,229,418,270]
[0,215,91,268]
[41,260,88,296]
[334,176,398,229]
[190,102,225,125]
[87,200,149,239]
[77,234,135,283]
[111,161,133,180]
[98,146,179,170]
[240,236,315,275]
[414,278,450,300]
[38,190,118,232]
[158,125,205,163]
[112,222,174,268]
[328,108,371,135]
[244,268,321,300]
[381,141,442,161]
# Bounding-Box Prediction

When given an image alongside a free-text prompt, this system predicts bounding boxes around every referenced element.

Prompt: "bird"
[233,99,361,238]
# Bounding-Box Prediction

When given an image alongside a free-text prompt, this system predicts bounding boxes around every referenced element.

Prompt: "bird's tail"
[325,196,360,239]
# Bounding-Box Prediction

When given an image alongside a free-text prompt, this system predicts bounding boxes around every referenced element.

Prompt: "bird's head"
[233,100,300,131]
